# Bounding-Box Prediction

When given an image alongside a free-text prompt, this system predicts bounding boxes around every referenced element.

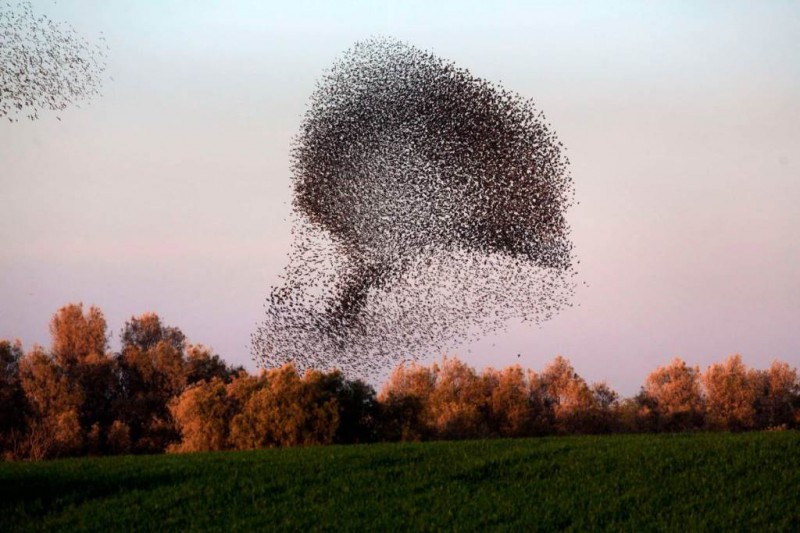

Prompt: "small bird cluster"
[253,37,576,376]
[0,1,107,122]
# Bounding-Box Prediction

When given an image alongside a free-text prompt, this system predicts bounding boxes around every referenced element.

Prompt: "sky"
[1,1,798,395]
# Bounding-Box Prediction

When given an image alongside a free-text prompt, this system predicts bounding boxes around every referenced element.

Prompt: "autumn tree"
[171,366,265,453]
[483,365,546,437]
[0,340,27,457]
[169,378,232,453]
[50,303,108,370]
[116,313,187,452]
[753,360,800,429]
[106,419,132,454]
[424,358,488,439]
[378,362,437,441]
[308,370,378,444]
[49,303,117,452]
[120,312,185,354]
[585,381,621,433]
[185,344,242,386]
[228,365,340,449]
[225,371,263,414]
[539,356,595,433]
[702,355,759,430]
[18,346,83,459]
[641,358,704,431]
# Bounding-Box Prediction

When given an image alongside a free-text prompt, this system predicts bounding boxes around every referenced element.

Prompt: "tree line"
[1,303,798,460]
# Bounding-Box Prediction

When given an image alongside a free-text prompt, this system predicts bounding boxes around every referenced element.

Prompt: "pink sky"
[1,1,798,395]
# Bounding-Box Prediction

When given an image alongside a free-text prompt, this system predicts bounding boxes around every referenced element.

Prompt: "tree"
[18,346,83,459]
[116,313,187,452]
[483,365,541,437]
[309,370,378,444]
[50,303,108,370]
[642,358,704,431]
[754,360,800,429]
[0,340,26,457]
[185,344,242,386]
[1,1,107,122]
[106,419,132,454]
[539,356,594,433]
[170,378,231,453]
[702,355,759,431]
[49,304,117,449]
[585,381,621,433]
[427,357,489,439]
[120,313,185,354]
[170,360,270,453]
[378,362,437,441]
[228,365,340,449]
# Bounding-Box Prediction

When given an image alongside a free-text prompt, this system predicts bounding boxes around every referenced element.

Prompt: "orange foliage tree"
[483,365,547,437]
[169,378,232,453]
[702,355,760,431]
[228,365,340,449]
[379,362,438,441]
[50,304,107,369]
[427,357,489,439]
[641,358,704,431]
[49,304,118,453]
[18,346,84,459]
[539,356,596,433]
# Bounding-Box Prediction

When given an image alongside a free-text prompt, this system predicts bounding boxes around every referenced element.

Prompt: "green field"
[2,432,798,531]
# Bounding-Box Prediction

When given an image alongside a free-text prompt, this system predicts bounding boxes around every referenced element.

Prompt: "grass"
[1,432,799,531]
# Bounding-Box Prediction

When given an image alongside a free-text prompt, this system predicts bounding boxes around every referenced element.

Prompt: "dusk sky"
[2,1,798,395]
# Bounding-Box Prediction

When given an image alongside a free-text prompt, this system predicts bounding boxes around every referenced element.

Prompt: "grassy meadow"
[2,431,798,531]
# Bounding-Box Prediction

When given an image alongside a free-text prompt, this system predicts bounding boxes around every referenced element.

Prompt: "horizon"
[2,1,799,396]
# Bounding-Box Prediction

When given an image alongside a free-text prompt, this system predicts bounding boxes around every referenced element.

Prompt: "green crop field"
[1,432,798,531]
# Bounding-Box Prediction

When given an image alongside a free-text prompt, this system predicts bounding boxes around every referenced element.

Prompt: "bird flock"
[252,37,577,376]
[1,1,107,122]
